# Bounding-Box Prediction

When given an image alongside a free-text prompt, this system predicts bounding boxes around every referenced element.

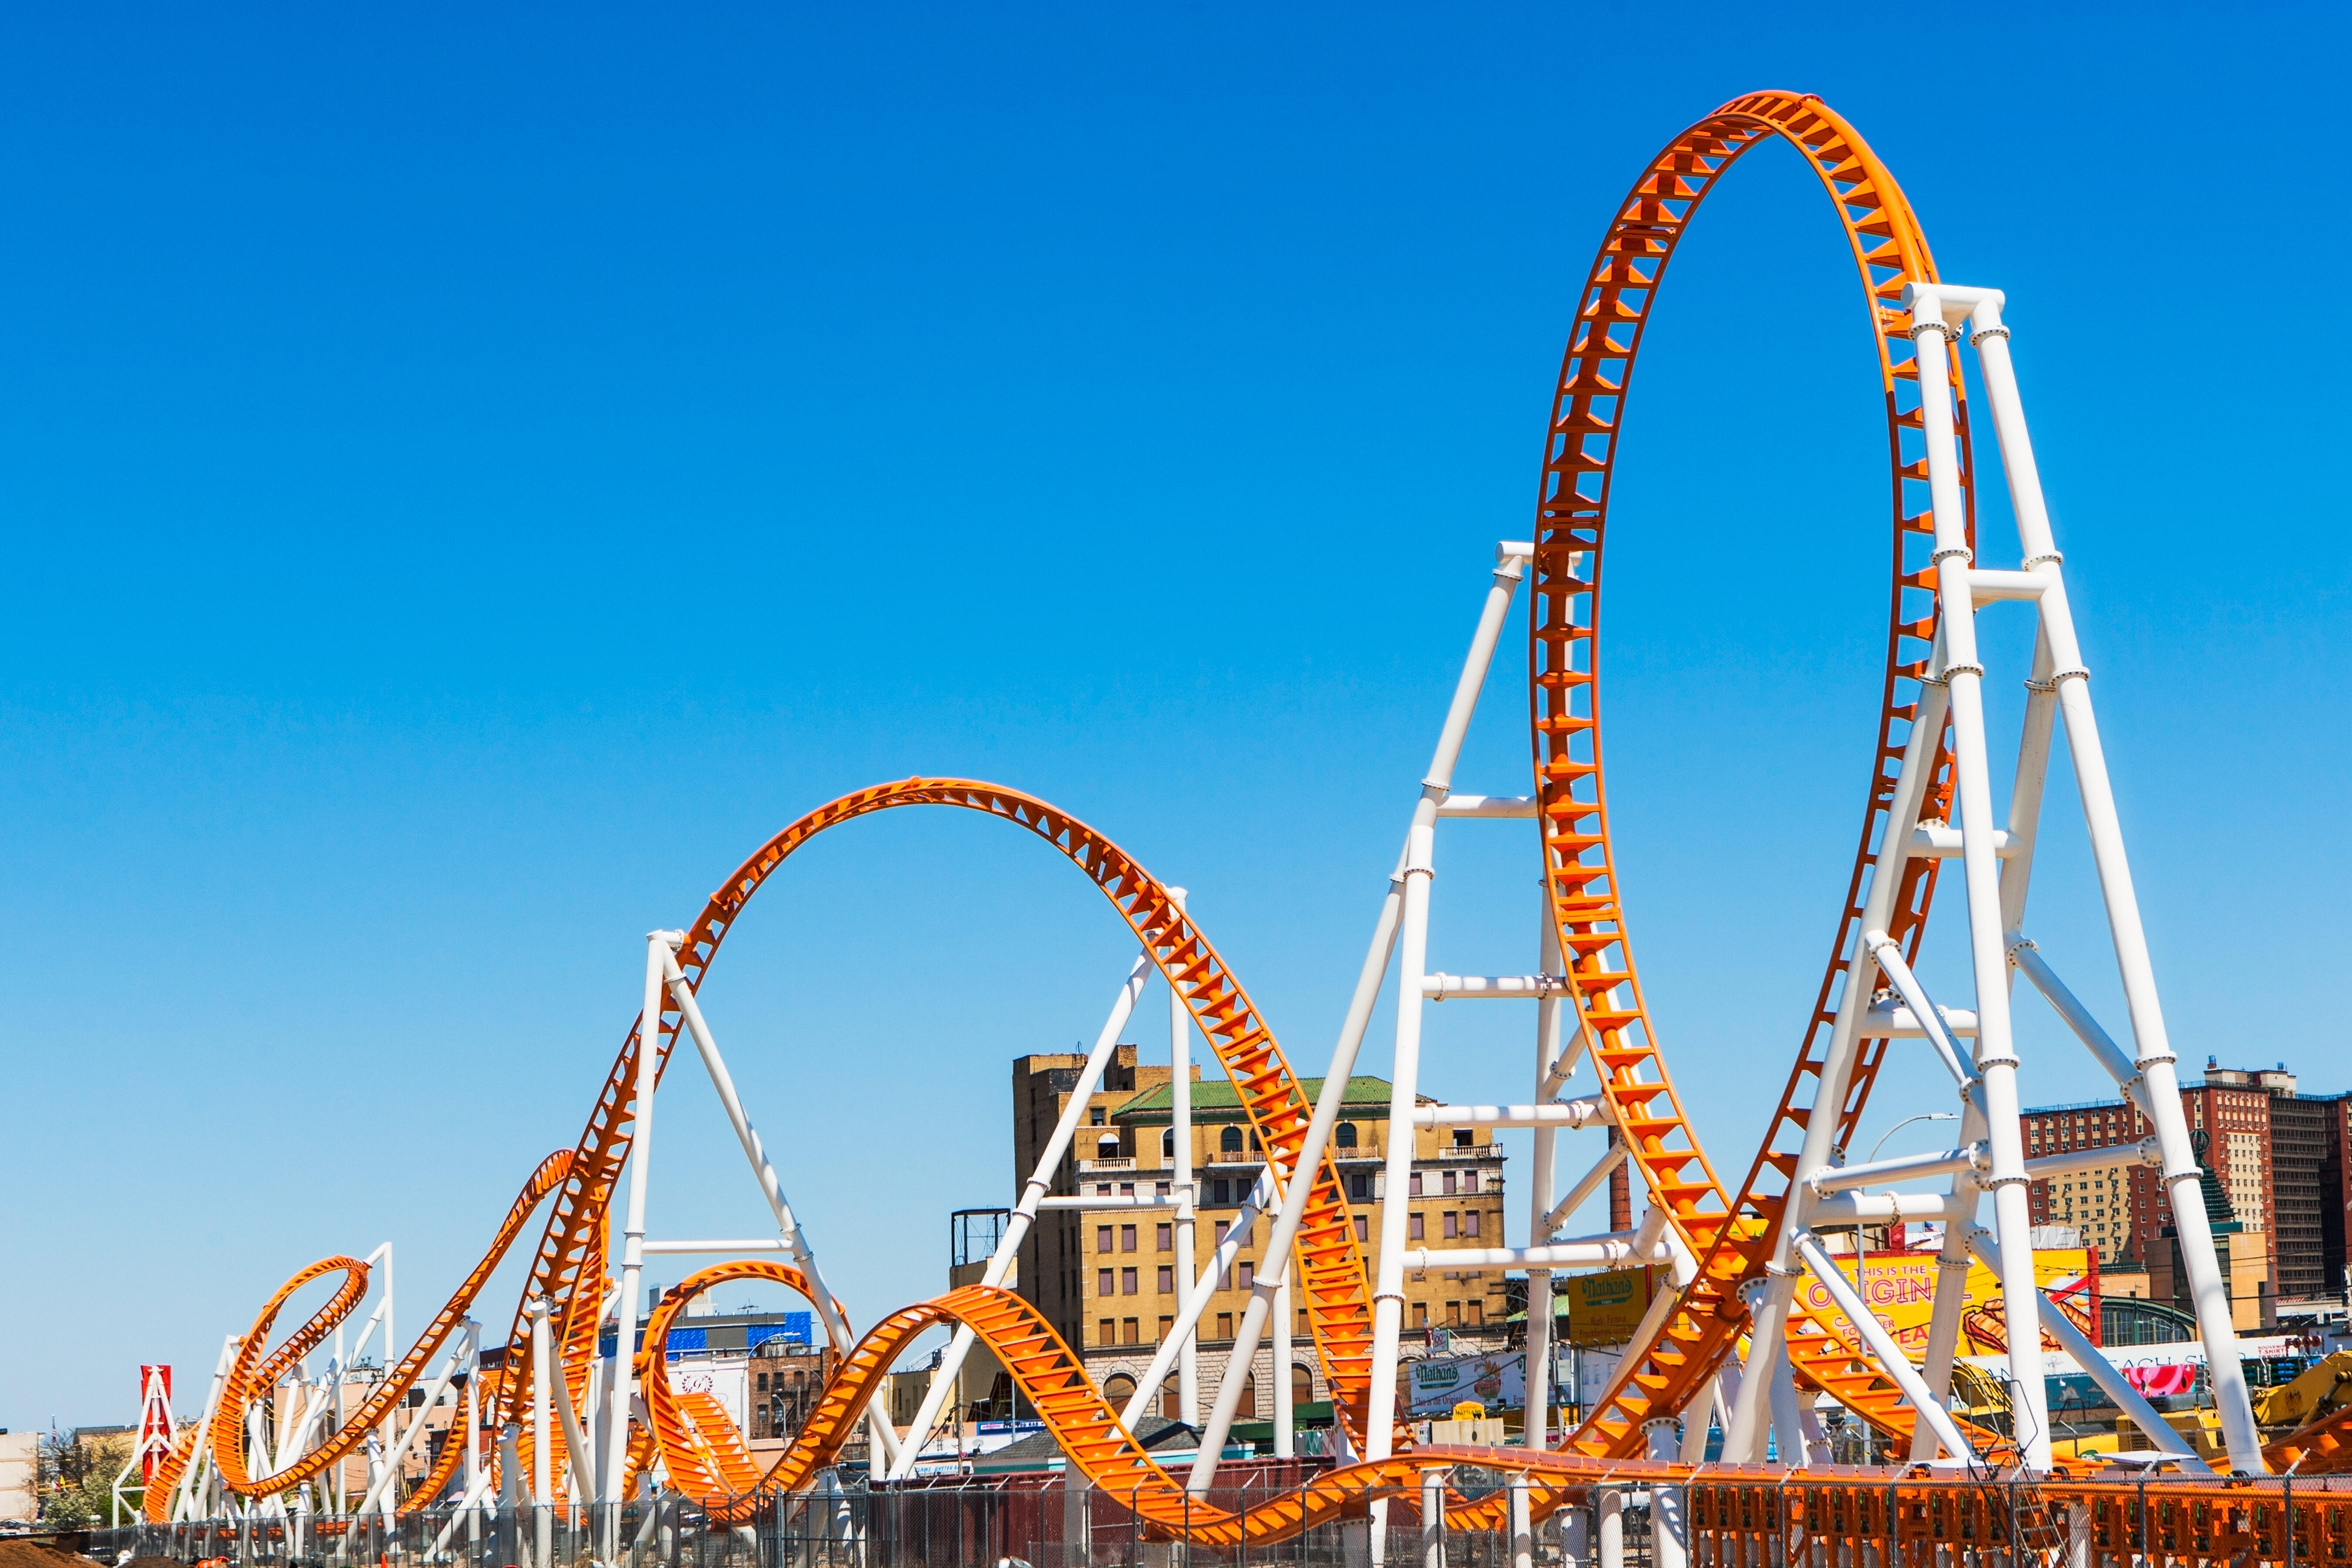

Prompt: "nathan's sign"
[1565,1267,1655,1345]
[1793,1248,2089,1363]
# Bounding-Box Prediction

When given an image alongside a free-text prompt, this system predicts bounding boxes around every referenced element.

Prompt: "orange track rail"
[162,93,2352,1534]
[1534,89,1973,1460]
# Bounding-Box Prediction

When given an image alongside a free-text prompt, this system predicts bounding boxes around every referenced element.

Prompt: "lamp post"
[1854,1112,1957,1460]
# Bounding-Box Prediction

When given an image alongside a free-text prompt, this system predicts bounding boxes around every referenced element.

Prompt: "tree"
[37,1431,133,1527]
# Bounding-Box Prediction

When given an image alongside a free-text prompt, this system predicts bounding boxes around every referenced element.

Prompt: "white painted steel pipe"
[1860,1001,1979,1039]
[1422,1467,1447,1568]
[1366,547,1528,1474]
[1808,1145,1985,1196]
[660,948,908,1474]
[1122,1169,1274,1430]
[1998,627,2060,948]
[1906,284,2049,1464]
[1419,973,1571,1000]
[1272,1274,1294,1459]
[893,955,1152,1476]
[1863,936,1976,1089]
[1964,1227,2207,1469]
[1409,1098,1608,1130]
[1963,281,2261,1468]
[641,1238,793,1254]
[1964,570,2050,603]
[1804,1190,1970,1224]
[2023,1138,2159,1183]
[2008,940,2156,1118]
[528,1298,553,1567]
[1910,824,2015,857]
[1545,1145,1627,1234]
[602,933,671,1514]
[1434,795,1538,818]
[1789,1229,1976,1463]
[1169,888,1200,1429]
[1912,1096,1987,1461]
[1526,896,1567,1452]
[1399,1234,1670,1271]
[1037,1193,1183,1210]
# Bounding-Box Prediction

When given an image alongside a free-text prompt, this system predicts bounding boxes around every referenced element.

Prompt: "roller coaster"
[133,88,2352,1562]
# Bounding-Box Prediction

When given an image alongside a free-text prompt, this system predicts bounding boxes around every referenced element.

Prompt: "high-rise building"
[2021,1058,2352,1320]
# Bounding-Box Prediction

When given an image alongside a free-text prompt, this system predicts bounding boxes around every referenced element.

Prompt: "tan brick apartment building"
[1010,1047,1509,1418]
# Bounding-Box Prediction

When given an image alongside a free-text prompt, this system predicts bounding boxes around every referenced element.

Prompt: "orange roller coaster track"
[1534,88,1970,1460]
[153,89,2352,1536]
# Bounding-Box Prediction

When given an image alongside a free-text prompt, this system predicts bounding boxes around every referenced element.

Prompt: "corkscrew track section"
[1534,89,1969,1460]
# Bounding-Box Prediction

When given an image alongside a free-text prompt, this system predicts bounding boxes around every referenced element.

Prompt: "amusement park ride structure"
[137,88,2352,1556]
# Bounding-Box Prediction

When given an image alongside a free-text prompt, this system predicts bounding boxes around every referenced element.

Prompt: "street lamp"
[1854,1111,1957,1461]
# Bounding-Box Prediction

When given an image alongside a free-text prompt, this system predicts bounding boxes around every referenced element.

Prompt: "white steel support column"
[1644,1420,1688,1568]
[528,1297,554,1568]
[601,933,669,1524]
[1169,888,1200,1429]
[1906,287,2050,1467]
[1272,1274,1294,1459]
[894,957,1152,1475]
[1956,285,2262,1473]
[659,946,908,1475]
[1721,657,1952,1462]
[1911,1094,1986,1461]
[1524,896,1567,1452]
[463,1328,482,1548]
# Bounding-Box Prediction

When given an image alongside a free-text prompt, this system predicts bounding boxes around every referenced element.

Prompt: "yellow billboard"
[1565,1267,1655,1345]
[1792,1248,2090,1362]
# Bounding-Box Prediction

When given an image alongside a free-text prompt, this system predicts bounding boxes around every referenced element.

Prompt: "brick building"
[1009,1047,1507,1421]
[2021,1059,2350,1320]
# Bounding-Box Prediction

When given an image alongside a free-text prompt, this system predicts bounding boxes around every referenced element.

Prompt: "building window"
[1298,1309,1311,1337]
[1238,1373,1258,1419]
[1212,1178,1232,1203]
[1336,1122,1358,1148]
[1158,1266,1174,1293]
[1098,1268,1114,1295]
[1098,1318,1115,1346]
[1158,1315,1174,1342]
[1121,1225,1138,1252]
[1409,1172,1423,1196]
[1465,1170,1480,1193]
[1215,1220,1230,1247]
[1121,1183,1134,1196]
[1122,1267,1138,1295]
[1446,1301,1462,1327]
[1098,1226,1114,1253]
[1465,1210,1481,1239]
[1443,1212,1459,1239]
[1092,1107,1106,1126]
[1351,1174,1372,1201]
[1452,1128,1473,1148]
[1409,1212,1425,1240]
[1098,1135,1121,1160]
[1104,1374,1137,1403]
[1355,1215,1369,1242]
[1467,1301,1484,1328]
[1443,1171,1458,1196]
[1239,1260,1254,1290]
[1122,1317,1140,1344]
[1221,1126,1244,1154]
[1163,1128,1175,1158]
[1162,1379,1182,1419]
[1217,1312,1234,1340]
[1294,1364,1315,1407]
[1157,1223,1173,1251]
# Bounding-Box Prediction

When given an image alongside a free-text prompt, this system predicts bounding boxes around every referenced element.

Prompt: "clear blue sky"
[4,5,2344,1430]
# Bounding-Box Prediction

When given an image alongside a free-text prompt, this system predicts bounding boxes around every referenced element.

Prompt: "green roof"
[1112,1075,1415,1121]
